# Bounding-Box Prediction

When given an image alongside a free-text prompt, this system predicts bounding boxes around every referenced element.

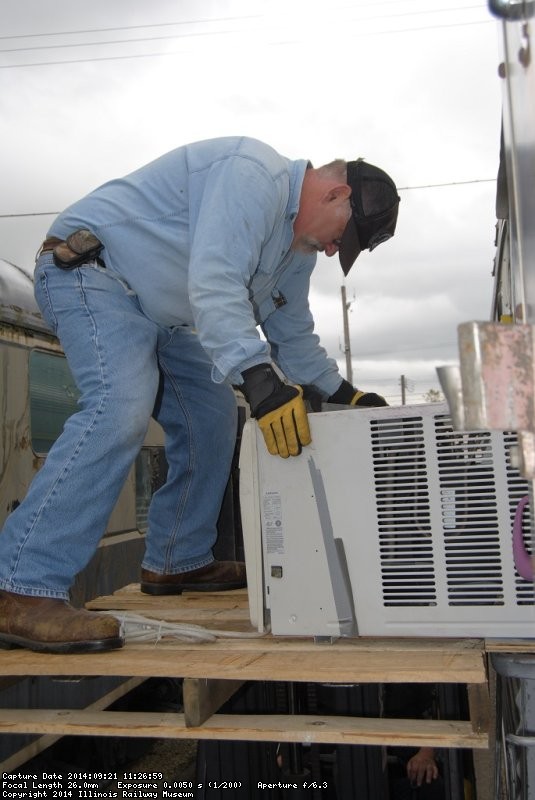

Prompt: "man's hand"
[406,747,439,787]
[328,378,388,407]
[241,364,311,458]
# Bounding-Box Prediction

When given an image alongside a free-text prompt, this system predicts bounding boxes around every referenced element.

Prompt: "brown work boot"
[0,589,124,654]
[140,560,247,595]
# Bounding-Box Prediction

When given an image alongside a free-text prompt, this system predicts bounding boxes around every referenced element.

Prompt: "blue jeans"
[0,254,238,599]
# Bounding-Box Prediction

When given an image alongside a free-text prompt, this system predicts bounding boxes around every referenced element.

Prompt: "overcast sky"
[1,0,504,403]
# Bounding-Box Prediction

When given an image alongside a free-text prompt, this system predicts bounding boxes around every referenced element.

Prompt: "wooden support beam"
[0,709,489,749]
[471,664,497,800]
[183,678,244,727]
[0,676,146,774]
[468,682,491,735]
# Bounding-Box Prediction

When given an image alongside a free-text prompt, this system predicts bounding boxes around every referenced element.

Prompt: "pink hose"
[513,495,534,581]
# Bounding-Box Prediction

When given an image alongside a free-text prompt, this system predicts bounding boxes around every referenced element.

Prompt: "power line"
[0,175,496,219]
[271,18,490,47]
[0,18,492,69]
[0,27,258,55]
[0,14,262,42]
[353,376,451,385]
[0,212,59,218]
[398,178,496,191]
[0,49,182,70]
[352,342,458,357]
[0,5,486,46]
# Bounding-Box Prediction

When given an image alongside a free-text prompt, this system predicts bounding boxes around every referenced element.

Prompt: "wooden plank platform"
[0,587,488,684]
[0,635,488,684]
[0,710,487,749]
[0,585,492,748]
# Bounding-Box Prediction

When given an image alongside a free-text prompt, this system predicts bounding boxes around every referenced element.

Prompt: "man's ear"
[324,184,352,204]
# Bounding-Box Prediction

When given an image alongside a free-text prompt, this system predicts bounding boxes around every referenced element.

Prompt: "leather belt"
[39,237,65,253]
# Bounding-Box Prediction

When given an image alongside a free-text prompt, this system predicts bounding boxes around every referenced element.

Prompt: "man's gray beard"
[293,238,320,255]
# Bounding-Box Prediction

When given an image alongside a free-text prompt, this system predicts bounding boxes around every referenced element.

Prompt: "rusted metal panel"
[0,345,36,528]
[0,260,50,335]
[458,321,535,432]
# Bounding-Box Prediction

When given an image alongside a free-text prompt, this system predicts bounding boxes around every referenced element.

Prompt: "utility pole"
[341,285,353,384]
[400,374,406,405]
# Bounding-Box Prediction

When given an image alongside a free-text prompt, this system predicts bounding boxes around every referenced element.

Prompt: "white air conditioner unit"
[239,403,535,638]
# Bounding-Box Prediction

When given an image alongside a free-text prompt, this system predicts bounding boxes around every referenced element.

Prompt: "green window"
[29,350,80,454]
[29,349,166,532]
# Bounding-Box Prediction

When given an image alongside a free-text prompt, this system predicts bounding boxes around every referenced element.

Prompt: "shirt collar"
[286,159,310,222]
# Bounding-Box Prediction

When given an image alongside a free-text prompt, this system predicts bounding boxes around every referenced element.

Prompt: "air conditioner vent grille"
[434,418,505,605]
[503,432,534,604]
[371,416,436,606]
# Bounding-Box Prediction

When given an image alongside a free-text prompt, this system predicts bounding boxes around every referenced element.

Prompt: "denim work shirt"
[47,136,342,395]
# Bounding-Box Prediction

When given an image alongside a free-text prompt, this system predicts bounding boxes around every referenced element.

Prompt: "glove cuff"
[241,364,298,418]
[327,379,357,405]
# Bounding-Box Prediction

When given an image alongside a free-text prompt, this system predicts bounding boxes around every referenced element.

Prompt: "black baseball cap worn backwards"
[339,158,400,275]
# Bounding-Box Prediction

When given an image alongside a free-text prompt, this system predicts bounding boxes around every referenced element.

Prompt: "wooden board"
[0,587,488,684]
[0,636,487,684]
[485,638,535,653]
[183,677,244,727]
[0,676,145,774]
[0,709,488,749]
[86,585,252,630]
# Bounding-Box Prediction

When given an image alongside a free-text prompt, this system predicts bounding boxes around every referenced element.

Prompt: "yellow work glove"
[328,379,388,407]
[241,364,311,458]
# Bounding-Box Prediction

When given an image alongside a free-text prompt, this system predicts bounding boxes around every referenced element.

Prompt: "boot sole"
[140,581,246,596]
[0,634,124,654]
